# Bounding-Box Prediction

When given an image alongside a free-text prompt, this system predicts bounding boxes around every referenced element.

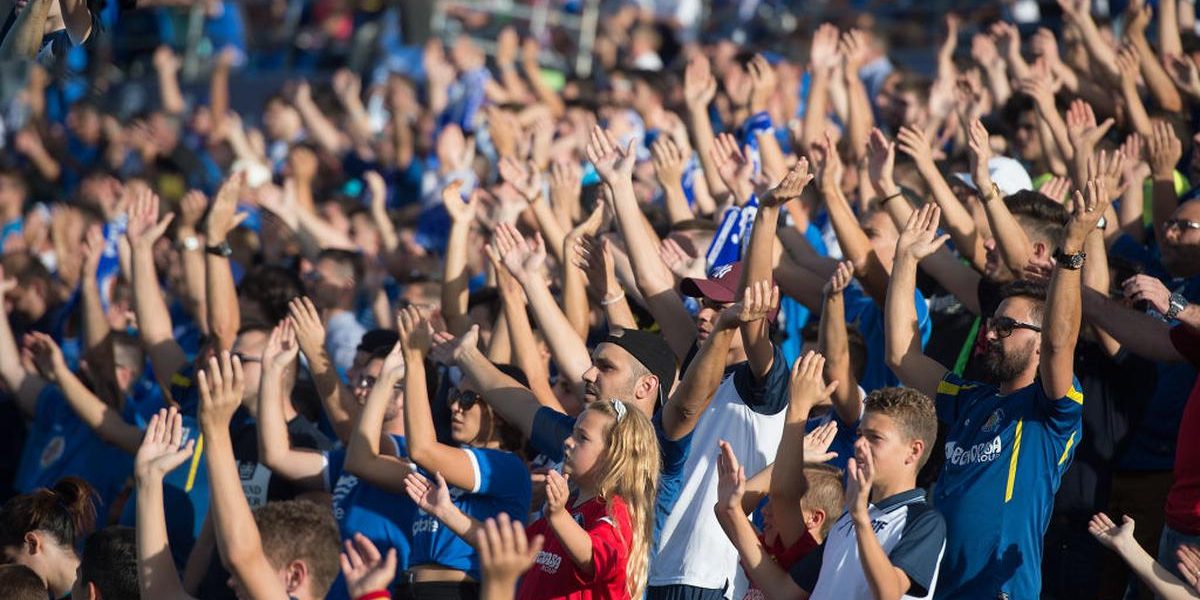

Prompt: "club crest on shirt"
[982,409,1005,433]
[534,550,562,574]
[40,435,65,469]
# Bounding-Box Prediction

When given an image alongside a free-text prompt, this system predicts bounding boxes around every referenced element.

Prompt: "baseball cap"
[953,156,1033,197]
[680,261,778,321]
[601,328,678,399]
[357,329,399,359]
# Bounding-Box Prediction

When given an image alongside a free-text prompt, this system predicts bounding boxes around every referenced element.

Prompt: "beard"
[981,338,1036,385]
[1163,243,1200,279]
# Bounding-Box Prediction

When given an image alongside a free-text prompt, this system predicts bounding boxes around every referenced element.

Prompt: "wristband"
[881,191,904,204]
[354,591,391,600]
[601,291,626,306]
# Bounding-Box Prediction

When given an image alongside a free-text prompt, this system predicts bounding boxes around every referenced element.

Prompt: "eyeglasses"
[1164,219,1200,232]
[449,389,481,410]
[231,351,262,364]
[988,316,1042,339]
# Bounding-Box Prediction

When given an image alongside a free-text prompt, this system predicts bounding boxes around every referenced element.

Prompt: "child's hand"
[1088,513,1137,554]
[803,420,840,464]
[340,533,398,599]
[715,440,746,514]
[846,437,875,525]
[788,351,839,414]
[1177,544,1200,593]
[543,470,570,516]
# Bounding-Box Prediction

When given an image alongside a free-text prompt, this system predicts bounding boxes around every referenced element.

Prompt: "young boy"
[724,385,946,599]
[715,351,847,600]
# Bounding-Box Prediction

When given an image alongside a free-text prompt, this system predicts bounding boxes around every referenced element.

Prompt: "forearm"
[1112,539,1200,600]
[502,284,567,414]
[529,198,569,264]
[156,66,186,116]
[1119,175,1148,243]
[132,246,185,376]
[547,510,596,574]
[372,204,400,254]
[610,180,675,296]
[136,480,195,600]
[441,222,472,336]
[845,70,873,162]
[744,205,780,289]
[80,277,111,353]
[686,104,729,197]
[294,206,358,251]
[202,429,276,593]
[205,253,240,352]
[257,367,294,470]
[984,195,1036,274]
[825,187,889,303]
[457,348,539,436]
[53,364,140,454]
[724,507,805,599]
[1041,260,1083,397]
[1122,81,1155,138]
[177,230,209,333]
[1074,15,1122,83]
[0,0,52,59]
[602,292,637,331]
[1133,37,1184,112]
[983,63,1012,107]
[296,99,346,155]
[885,255,922,370]
[664,328,735,439]
[24,143,62,181]
[770,411,810,506]
[741,320,775,381]
[855,517,908,600]
[1082,288,1183,362]
[1160,0,1184,57]
[916,161,982,268]
[1036,100,1076,163]
[562,241,590,339]
[57,0,92,45]
[821,292,862,420]
[801,70,832,154]
[662,180,693,225]
[522,274,592,386]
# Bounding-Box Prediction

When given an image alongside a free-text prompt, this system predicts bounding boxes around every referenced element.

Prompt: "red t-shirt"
[517,496,632,600]
[1166,324,1200,534]
[741,530,820,600]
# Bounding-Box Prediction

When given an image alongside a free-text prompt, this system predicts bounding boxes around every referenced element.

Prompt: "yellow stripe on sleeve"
[1059,431,1077,466]
[1005,420,1025,503]
[1066,386,1083,405]
[937,380,961,396]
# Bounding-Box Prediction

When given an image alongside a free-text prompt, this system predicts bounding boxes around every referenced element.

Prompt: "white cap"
[954,156,1033,197]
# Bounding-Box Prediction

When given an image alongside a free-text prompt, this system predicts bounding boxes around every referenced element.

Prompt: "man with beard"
[884,189,1101,599]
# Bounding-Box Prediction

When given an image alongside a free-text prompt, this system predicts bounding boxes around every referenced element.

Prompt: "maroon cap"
[681,261,779,322]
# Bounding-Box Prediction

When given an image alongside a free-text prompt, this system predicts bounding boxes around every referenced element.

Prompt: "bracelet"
[354,591,391,600]
[881,191,904,204]
[601,291,626,306]
[982,182,1003,203]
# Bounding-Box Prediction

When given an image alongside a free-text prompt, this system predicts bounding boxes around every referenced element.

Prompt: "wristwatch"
[206,240,232,257]
[1053,247,1086,270]
[177,236,201,252]
[1166,293,1189,320]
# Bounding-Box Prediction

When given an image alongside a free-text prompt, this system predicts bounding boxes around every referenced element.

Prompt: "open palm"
[135,408,195,482]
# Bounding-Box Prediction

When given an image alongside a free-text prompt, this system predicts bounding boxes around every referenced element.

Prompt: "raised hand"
[896,125,935,171]
[788,351,839,413]
[717,280,779,331]
[715,440,746,513]
[441,180,477,224]
[404,471,457,521]
[1177,544,1200,592]
[81,225,105,278]
[543,469,570,516]
[1088,513,1136,552]
[25,332,66,382]
[747,53,778,110]
[839,29,870,73]
[264,319,300,372]
[1039,176,1071,203]
[287,297,327,357]
[498,157,542,203]
[124,187,175,248]
[331,69,363,105]
[760,158,813,208]
[197,352,245,430]
[135,407,196,483]
[896,203,950,261]
[178,190,209,232]
[1116,44,1140,88]
[494,222,546,280]
[1088,149,1125,199]
[658,237,706,280]
[810,23,841,72]
[846,436,876,523]
[1148,120,1182,179]
[478,513,544,594]
[549,160,583,224]
[1166,54,1200,100]
[340,533,398,599]
[966,118,995,196]
[971,33,1001,70]
[1122,274,1173,314]
[206,172,248,242]
[430,325,480,366]
[1065,180,1112,246]
[823,260,854,296]
[1065,100,1114,155]
[812,133,844,193]
[396,305,432,356]
[651,136,687,188]
[866,128,897,196]
[585,126,636,184]
[710,133,754,200]
[804,420,840,464]
[684,54,718,109]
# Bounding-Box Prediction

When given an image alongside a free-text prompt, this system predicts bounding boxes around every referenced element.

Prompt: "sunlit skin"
[561,408,615,491]
[449,379,495,446]
[982,297,1043,392]
[855,412,924,499]
[580,342,657,418]
[1162,201,1200,278]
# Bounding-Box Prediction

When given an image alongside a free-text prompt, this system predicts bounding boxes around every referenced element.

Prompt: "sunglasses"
[988,316,1042,339]
[231,351,262,364]
[449,389,482,410]
[1164,219,1200,232]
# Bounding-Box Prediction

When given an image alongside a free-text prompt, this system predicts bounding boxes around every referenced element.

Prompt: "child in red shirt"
[407,399,660,600]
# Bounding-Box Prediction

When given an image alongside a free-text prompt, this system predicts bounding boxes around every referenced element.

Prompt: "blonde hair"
[801,464,845,538]
[586,400,660,599]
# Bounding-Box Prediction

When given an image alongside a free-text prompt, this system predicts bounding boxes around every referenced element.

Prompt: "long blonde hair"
[586,399,660,599]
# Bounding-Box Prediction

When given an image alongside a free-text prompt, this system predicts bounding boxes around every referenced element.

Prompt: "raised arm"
[0,0,53,59]
[198,353,291,600]
[28,333,141,455]
[344,342,413,495]
[398,307,480,491]
[562,203,606,338]
[1082,287,1184,362]
[1042,182,1107,399]
[651,137,694,225]
[499,158,568,264]
[662,284,774,440]
[683,55,729,199]
[813,134,890,305]
[587,126,697,361]
[820,261,864,423]
[288,297,356,444]
[578,235,637,331]
[801,24,841,154]
[135,408,199,600]
[1116,46,1155,139]
[885,204,952,399]
[435,327,542,439]
[126,187,187,387]
[0,272,43,415]
[439,180,478,337]
[293,81,348,155]
[205,173,248,352]
[78,226,111,354]
[840,30,875,162]
[847,441,917,600]
[1125,1,1184,113]
[257,321,327,490]
[153,46,186,117]
[1090,514,1200,600]
[896,125,985,271]
[1059,0,1121,84]
[968,119,1035,277]
[772,352,838,547]
[1147,121,1183,242]
[175,191,210,334]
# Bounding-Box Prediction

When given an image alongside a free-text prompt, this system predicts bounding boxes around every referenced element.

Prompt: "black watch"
[206,240,232,257]
[1053,247,1086,270]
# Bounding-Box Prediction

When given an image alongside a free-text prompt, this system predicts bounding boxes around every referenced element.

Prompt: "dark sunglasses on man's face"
[450,389,482,410]
[231,351,262,364]
[988,316,1042,339]
[1164,219,1200,232]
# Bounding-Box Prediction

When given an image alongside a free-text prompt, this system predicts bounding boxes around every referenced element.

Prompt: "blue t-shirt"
[409,447,531,579]
[529,406,693,540]
[804,406,859,473]
[324,435,416,600]
[931,372,1083,600]
[843,283,931,392]
[15,387,136,522]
